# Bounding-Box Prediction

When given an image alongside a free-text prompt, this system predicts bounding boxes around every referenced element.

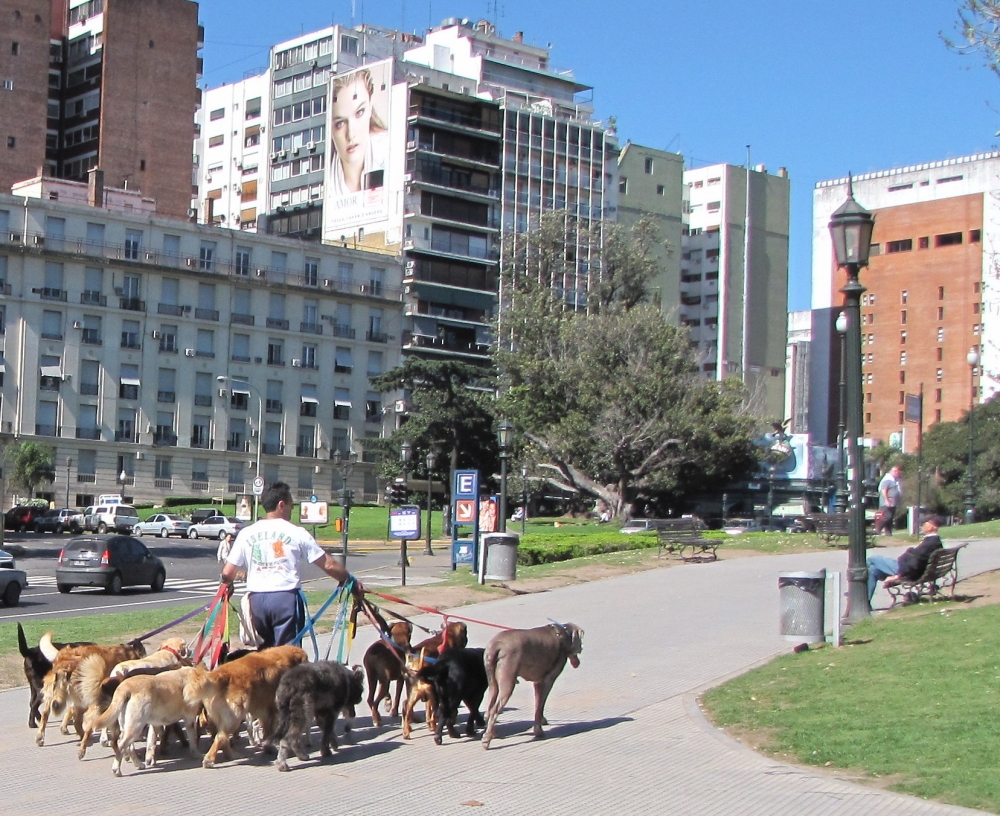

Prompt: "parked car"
[71,506,93,533]
[187,516,245,540]
[55,535,166,595]
[34,508,80,534]
[723,518,764,535]
[619,519,669,535]
[133,513,192,538]
[190,508,224,525]
[3,505,46,532]
[0,548,28,606]
[84,503,140,534]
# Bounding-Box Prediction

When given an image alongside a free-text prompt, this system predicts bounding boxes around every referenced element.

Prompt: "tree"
[943,1,1000,76]
[5,441,56,500]
[369,358,500,494]
[497,216,761,518]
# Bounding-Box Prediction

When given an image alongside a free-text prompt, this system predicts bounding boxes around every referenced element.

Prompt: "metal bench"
[657,519,719,563]
[886,543,966,608]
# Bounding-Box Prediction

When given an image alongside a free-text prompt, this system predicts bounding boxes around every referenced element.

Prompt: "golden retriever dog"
[35,639,145,750]
[92,666,202,776]
[184,645,308,768]
[110,637,190,678]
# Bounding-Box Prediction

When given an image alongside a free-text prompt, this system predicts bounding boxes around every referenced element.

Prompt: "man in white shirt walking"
[876,465,902,536]
[220,482,360,648]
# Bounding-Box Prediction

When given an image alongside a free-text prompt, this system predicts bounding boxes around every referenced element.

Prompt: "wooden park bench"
[886,543,967,608]
[810,513,876,547]
[657,519,720,563]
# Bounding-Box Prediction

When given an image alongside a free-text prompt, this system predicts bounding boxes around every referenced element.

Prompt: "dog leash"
[132,601,216,644]
[364,590,515,632]
[290,579,355,660]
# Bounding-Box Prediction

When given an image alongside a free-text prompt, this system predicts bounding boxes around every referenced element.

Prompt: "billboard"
[325,59,393,233]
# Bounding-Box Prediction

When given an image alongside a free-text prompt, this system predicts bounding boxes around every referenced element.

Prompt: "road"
[0,530,428,620]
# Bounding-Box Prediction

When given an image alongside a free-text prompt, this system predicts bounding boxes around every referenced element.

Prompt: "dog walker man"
[866,515,943,602]
[220,482,361,648]
[876,464,902,536]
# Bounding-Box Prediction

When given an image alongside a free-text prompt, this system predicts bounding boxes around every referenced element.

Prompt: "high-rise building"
[813,152,1000,451]
[1,0,203,220]
[681,163,790,418]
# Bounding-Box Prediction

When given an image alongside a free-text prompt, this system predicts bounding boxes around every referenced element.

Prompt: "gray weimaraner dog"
[481,622,583,749]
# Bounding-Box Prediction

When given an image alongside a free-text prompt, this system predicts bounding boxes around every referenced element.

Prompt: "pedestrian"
[219,482,362,648]
[866,515,943,602]
[876,464,902,536]
[216,532,234,563]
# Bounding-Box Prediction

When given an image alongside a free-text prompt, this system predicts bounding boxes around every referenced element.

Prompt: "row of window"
[872,230,980,255]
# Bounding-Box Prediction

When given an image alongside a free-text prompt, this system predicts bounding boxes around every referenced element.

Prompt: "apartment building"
[1,0,202,220]
[681,163,791,419]
[813,152,1000,451]
[0,175,403,506]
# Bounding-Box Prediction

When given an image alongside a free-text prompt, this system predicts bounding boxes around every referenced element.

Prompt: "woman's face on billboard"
[332,76,373,184]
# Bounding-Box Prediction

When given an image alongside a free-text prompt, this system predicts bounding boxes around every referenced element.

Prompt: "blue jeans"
[867,555,899,601]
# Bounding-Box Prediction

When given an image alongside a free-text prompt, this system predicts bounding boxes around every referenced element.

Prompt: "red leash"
[365,590,514,631]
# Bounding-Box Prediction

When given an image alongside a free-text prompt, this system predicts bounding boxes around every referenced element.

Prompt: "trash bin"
[483,532,519,581]
[778,569,826,643]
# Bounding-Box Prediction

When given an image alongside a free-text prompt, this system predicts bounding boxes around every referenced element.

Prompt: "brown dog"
[481,622,583,749]
[362,621,412,727]
[402,621,468,739]
[184,644,308,768]
[110,637,190,678]
[35,639,146,750]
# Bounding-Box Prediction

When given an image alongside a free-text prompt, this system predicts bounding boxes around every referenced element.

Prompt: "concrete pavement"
[1,539,997,815]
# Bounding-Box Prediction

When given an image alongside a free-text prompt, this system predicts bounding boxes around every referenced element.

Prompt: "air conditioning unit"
[292,147,300,156]
[394,399,408,414]
[359,284,369,294]
[255,268,265,278]
[406,140,416,150]
[278,149,287,158]
[186,258,196,267]
[135,451,144,460]
[404,260,415,271]
[323,279,333,287]
[151,330,161,339]
[306,141,315,152]
[291,358,302,367]
[269,152,279,163]
[72,321,82,329]
[144,252,155,261]
[314,465,321,474]
[402,173,412,182]
[218,388,228,397]
[185,348,195,357]
[33,235,44,247]
[234,187,242,197]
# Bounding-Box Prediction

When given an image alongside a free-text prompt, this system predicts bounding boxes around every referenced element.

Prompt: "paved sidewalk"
[2,540,996,815]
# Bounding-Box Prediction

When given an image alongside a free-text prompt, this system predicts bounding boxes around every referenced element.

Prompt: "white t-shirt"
[226,517,326,592]
[878,472,901,508]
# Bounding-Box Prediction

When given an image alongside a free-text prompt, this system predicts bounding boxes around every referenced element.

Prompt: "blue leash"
[293,580,354,660]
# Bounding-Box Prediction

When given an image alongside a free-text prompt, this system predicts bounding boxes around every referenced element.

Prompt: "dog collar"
[161,645,184,660]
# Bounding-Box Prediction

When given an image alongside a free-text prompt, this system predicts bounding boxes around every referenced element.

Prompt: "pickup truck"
[0,549,28,606]
[84,503,139,534]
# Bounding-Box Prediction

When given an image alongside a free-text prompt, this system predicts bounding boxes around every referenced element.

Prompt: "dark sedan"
[3,505,46,532]
[55,535,166,595]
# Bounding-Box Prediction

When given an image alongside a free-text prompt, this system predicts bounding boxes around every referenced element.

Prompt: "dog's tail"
[17,622,32,659]
[183,665,219,705]
[39,632,60,662]
[483,642,500,682]
[92,683,132,733]
[75,653,122,709]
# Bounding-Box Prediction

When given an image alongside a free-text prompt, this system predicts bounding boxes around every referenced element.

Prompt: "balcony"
[366,330,389,343]
[157,390,176,403]
[295,446,316,458]
[75,428,102,440]
[35,424,60,437]
[76,473,97,483]
[190,436,212,449]
[261,442,283,455]
[266,318,290,330]
[330,323,356,339]
[41,332,64,341]
[81,329,102,345]
[121,336,141,350]
[299,321,323,335]
[80,291,107,306]
[80,382,99,396]
[402,331,492,358]
[231,313,255,325]
[228,482,246,494]
[227,439,249,452]
[115,431,138,443]
[194,350,215,359]
[153,431,178,447]
[231,354,251,363]
[39,287,67,301]
[265,399,283,413]
[194,394,214,407]
[191,480,209,491]
[154,478,173,489]
[158,303,184,316]
[195,308,220,321]
[120,298,145,312]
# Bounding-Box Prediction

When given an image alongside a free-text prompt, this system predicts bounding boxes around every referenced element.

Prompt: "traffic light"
[391,479,408,504]
[385,484,394,505]
[334,517,344,532]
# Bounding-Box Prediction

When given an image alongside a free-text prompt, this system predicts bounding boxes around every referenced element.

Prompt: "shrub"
[163,496,203,508]
[516,531,658,565]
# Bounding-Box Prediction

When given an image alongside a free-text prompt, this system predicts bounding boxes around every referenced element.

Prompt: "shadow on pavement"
[484,715,633,747]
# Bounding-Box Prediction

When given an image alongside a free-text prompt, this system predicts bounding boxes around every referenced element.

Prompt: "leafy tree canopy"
[5,441,56,499]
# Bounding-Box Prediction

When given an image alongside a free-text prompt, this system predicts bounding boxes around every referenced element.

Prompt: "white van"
[85,503,139,534]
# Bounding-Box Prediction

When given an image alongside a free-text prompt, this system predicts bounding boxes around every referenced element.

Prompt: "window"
[334,347,352,374]
[970,229,981,243]
[235,247,251,277]
[900,351,906,365]
[644,157,653,174]
[706,201,721,212]
[937,306,944,320]
[159,324,177,353]
[119,364,140,400]
[121,319,140,349]
[938,286,945,300]
[937,347,943,361]
[267,339,284,366]
[199,241,216,272]
[304,257,319,287]
[974,301,981,314]
[232,333,250,362]
[124,230,142,261]
[334,387,351,421]
[935,389,942,403]
[900,330,906,344]
[618,178,627,194]
[230,389,249,410]
[656,184,665,196]
[6,136,14,148]
[367,350,383,376]
[899,370,905,384]
[210,108,225,121]
[208,134,224,148]
[900,310,906,324]
[886,239,912,253]
[301,343,317,369]
[918,236,929,249]
[365,391,382,422]
[900,290,908,304]
[300,384,318,417]
[937,327,945,342]
[340,33,358,55]
[935,232,963,247]
[936,368,944,382]
[196,329,214,357]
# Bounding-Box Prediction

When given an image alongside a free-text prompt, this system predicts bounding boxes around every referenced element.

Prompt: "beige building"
[0,176,403,507]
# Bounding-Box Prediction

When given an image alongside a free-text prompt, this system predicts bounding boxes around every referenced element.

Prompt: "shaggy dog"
[184,644,308,768]
[35,639,146,749]
[401,621,469,739]
[268,661,365,772]
[92,666,202,776]
[417,648,487,745]
[481,622,584,750]
[110,637,190,678]
[362,620,412,727]
[17,624,93,729]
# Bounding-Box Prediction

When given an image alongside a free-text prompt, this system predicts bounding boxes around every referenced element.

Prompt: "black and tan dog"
[482,622,583,749]
[17,624,94,729]
[401,620,468,739]
[417,647,487,745]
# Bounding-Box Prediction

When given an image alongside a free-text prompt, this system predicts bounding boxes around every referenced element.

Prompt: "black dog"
[17,623,93,729]
[269,661,365,772]
[418,648,488,745]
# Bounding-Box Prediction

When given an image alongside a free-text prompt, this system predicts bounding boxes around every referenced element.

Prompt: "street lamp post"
[218,375,263,521]
[965,347,979,525]
[829,177,876,623]
[65,458,72,509]
[521,465,528,535]
[834,311,849,513]
[497,420,514,533]
[400,440,412,586]
[424,450,437,555]
[332,448,357,564]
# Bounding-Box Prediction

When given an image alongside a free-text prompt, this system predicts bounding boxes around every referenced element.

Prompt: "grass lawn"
[702,603,1000,812]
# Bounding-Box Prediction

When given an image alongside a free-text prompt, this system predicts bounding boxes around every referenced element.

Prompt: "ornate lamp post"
[834,310,849,513]
[497,420,514,533]
[424,449,437,555]
[829,177,876,622]
[64,457,73,509]
[332,448,357,564]
[399,440,412,585]
[521,464,528,535]
[965,347,979,525]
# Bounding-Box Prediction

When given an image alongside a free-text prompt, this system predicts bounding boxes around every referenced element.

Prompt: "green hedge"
[516,531,659,565]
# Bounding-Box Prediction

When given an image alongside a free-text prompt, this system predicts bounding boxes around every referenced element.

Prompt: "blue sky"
[199,1,1000,312]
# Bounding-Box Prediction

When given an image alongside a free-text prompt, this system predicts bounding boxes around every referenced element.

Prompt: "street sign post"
[390,505,421,540]
[452,470,479,570]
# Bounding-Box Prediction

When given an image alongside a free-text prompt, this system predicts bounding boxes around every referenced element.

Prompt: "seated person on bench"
[866,515,943,602]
